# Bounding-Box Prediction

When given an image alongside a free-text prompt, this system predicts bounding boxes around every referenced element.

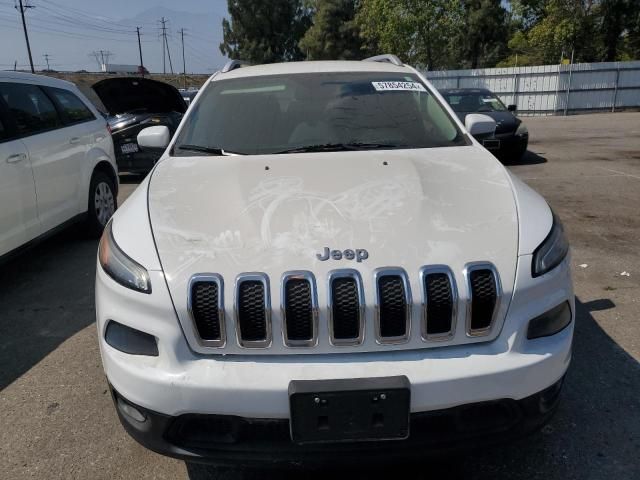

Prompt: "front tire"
[86,171,117,237]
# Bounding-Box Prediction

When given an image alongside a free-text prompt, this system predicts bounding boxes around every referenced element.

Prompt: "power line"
[36,5,138,34]
[15,0,35,73]
[0,14,153,44]
[38,0,156,29]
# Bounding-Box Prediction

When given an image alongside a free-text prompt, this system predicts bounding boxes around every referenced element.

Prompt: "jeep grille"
[187,264,501,351]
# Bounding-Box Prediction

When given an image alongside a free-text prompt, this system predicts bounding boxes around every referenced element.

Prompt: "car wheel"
[86,171,117,237]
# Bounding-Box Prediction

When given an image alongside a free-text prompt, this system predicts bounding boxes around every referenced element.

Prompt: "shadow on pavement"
[0,226,98,390]
[185,297,640,480]
[119,172,148,184]
[501,150,548,166]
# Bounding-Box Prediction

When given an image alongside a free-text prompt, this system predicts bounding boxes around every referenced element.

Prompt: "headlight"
[515,122,528,135]
[532,213,569,277]
[99,222,152,293]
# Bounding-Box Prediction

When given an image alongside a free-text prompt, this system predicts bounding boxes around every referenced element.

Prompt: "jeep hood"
[148,147,518,312]
[92,77,187,116]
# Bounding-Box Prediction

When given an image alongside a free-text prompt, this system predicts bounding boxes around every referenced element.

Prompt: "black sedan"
[93,78,187,174]
[439,88,528,160]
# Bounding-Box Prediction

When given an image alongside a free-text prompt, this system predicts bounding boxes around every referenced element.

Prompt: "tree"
[501,0,602,66]
[456,0,509,68]
[299,0,366,59]
[357,0,464,69]
[599,0,634,61]
[220,0,311,63]
[625,3,640,59]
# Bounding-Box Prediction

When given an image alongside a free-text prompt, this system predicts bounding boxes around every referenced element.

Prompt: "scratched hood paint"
[148,146,519,354]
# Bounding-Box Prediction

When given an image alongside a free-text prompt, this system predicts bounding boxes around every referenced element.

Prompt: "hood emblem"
[316,247,369,263]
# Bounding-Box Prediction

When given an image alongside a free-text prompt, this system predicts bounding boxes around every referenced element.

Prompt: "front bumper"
[111,376,565,466]
[96,252,574,462]
[483,133,528,158]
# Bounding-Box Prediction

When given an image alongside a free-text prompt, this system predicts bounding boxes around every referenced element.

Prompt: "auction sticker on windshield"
[372,81,427,92]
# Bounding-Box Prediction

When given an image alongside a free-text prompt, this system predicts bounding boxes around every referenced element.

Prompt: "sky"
[0,0,229,73]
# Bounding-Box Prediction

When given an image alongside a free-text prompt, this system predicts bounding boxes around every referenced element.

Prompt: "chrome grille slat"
[420,266,457,341]
[374,268,411,344]
[465,263,501,337]
[235,273,272,348]
[281,271,318,347]
[187,274,226,348]
[327,269,365,346]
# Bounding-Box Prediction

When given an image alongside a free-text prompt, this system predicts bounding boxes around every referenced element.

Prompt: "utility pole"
[136,26,144,77]
[43,53,50,71]
[563,49,575,117]
[160,17,167,74]
[179,28,186,89]
[165,29,174,74]
[16,0,35,73]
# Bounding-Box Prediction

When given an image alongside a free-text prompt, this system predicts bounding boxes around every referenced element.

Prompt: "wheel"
[86,171,117,237]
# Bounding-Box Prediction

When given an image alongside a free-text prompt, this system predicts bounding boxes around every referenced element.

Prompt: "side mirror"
[507,104,517,112]
[465,113,496,137]
[137,126,170,149]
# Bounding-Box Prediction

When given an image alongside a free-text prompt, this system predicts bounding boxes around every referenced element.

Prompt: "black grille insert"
[284,278,314,343]
[469,269,498,331]
[377,275,408,338]
[237,280,268,342]
[191,281,222,341]
[424,273,454,336]
[330,276,361,341]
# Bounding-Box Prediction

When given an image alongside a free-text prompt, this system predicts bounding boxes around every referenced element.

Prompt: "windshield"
[441,92,508,113]
[173,72,468,156]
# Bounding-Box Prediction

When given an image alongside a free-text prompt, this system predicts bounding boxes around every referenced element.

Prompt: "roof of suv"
[214,60,413,80]
[439,88,493,95]
[0,70,75,89]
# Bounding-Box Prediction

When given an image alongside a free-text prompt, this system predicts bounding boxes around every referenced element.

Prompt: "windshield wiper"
[175,144,241,156]
[274,142,405,154]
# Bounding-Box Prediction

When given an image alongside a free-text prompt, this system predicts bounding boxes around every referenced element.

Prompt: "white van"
[0,72,118,259]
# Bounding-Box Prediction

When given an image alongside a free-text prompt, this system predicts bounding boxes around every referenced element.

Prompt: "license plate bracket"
[289,376,410,444]
[482,139,501,150]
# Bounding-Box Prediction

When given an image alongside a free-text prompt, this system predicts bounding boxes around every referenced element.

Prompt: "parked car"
[439,88,529,160]
[180,89,198,107]
[0,72,117,260]
[92,78,187,174]
[96,56,573,466]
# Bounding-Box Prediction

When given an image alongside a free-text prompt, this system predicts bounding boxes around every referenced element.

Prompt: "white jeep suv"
[96,56,573,466]
[0,72,117,259]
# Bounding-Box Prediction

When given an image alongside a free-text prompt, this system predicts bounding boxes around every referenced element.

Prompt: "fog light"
[105,320,158,356]
[117,397,146,423]
[527,301,572,339]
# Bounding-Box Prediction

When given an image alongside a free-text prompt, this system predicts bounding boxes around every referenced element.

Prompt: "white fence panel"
[424,61,640,115]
